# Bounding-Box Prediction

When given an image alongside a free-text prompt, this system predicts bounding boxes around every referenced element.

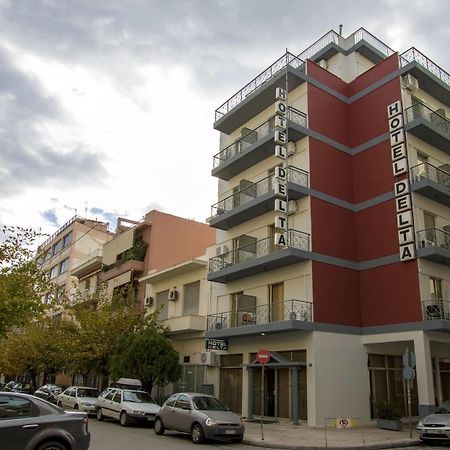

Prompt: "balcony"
[212,107,308,180]
[209,166,309,230]
[400,48,450,107]
[410,162,450,206]
[164,315,206,335]
[208,229,311,283]
[416,228,450,266]
[404,102,450,155]
[206,299,313,338]
[70,249,103,278]
[214,52,306,134]
[422,299,450,321]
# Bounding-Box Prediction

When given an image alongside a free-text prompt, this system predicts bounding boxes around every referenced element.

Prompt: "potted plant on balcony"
[376,401,402,431]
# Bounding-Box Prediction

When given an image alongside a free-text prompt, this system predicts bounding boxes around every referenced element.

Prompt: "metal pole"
[261,365,265,440]
[407,378,412,438]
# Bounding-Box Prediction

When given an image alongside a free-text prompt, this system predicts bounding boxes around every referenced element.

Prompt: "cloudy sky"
[0,0,449,235]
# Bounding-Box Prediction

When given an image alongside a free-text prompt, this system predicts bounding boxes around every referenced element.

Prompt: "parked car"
[96,387,160,426]
[0,392,90,450]
[34,384,64,404]
[57,387,100,415]
[11,382,34,394]
[417,400,450,444]
[2,381,17,392]
[154,392,244,444]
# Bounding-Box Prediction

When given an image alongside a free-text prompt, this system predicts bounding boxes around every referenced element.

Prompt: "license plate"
[427,429,443,434]
[225,429,237,434]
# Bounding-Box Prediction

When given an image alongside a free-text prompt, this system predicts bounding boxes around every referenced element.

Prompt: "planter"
[376,418,402,431]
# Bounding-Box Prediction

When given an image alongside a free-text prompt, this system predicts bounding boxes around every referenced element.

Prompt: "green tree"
[110,326,182,394]
[0,226,51,337]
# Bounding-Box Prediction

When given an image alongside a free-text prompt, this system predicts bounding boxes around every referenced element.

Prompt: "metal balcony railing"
[207,299,313,331]
[209,229,310,273]
[211,166,309,217]
[404,102,450,135]
[410,162,450,188]
[422,299,450,321]
[400,47,450,88]
[416,227,450,249]
[353,28,395,57]
[213,107,307,169]
[297,30,340,61]
[215,52,305,121]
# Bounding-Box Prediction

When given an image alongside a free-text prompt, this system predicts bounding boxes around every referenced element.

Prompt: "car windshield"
[435,404,450,414]
[123,391,154,403]
[193,396,230,411]
[78,388,100,398]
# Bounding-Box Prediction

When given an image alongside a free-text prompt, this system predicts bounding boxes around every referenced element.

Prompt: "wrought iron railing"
[404,102,450,135]
[209,229,310,273]
[215,52,305,121]
[297,30,340,61]
[410,162,450,188]
[213,107,307,169]
[353,28,395,57]
[416,228,450,250]
[211,166,309,217]
[400,47,450,88]
[207,299,313,330]
[422,299,450,321]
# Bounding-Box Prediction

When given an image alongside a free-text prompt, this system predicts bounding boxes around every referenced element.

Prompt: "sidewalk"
[242,419,421,449]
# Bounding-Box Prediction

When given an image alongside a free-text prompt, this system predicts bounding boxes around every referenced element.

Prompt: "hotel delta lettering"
[273,87,289,245]
[387,100,416,262]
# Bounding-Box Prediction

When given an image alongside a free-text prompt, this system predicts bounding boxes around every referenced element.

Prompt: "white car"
[96,387,160,426]
[57,386,100,414]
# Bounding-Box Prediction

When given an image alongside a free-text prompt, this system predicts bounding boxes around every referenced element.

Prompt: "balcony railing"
[211,166,309,217]
[410,162,450,188]
[207,299,313,331]
[71,248,103,272]
[416,228,450,249]
[297,30,340,61]
[422,299,450,321]
[353,28,395,57]
[400,47,450,88]
[213,107,307,169]
[215,52,305,121]
[209,229,310,273]
[404,102,450,135]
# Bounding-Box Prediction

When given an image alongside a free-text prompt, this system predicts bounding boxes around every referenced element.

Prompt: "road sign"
[256,349,270,364]
[403,349,416,368]
[403,366,415,381]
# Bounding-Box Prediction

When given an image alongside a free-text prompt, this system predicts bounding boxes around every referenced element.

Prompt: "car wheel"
[191,423,205,444]
[36,441,68,450]
[154,417,165,435]
[57,401,62,407]
[96,408,104,421]
[119,411,130,427]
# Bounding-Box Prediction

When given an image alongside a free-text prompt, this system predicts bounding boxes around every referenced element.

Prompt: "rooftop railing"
[211,166,309,217]
[38,215,81,250]
[213,107,307,169]
[404,102,450,135]
[422,299,450,321]
[209,229,310,273]
[410,162,450,188]
[297,29,340,61]
[400,47,450,88]
[214,52,305,121]
[207,298,313,331]
[353,28,395,57]
[416,227,450,249]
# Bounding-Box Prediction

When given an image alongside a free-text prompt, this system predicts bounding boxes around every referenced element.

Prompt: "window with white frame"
[183,281,200,315]
[59,258,69,274]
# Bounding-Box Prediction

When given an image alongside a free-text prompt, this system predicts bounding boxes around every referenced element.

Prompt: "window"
[175,394,191,410]
[156,290,169,320]
[165,394,179,407]
[429,277,443,301]
[0,395,35,420]
[52,240,63,255]
[183,281,200,315]
[50,265,58,279]
[105,390,115,401]
[59,259,69,274]
[63,232,72,248]
[112,392,122,403]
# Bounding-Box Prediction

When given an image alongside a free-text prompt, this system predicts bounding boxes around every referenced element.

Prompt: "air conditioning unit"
[287,141,296,156]
[168,289,178,301]
[318,59,328,69]
[200,352,217,366]
[287,200,297,215]
[144,297,153,307]
[215,245,229,256]
[403,74,419,91]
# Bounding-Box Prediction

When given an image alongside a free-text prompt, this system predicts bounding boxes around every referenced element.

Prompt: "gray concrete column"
[291,368,299,425]
[247,368,254,420]
[414,333,436,417]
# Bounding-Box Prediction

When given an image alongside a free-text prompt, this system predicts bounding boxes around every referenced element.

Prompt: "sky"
[0,0,449,237]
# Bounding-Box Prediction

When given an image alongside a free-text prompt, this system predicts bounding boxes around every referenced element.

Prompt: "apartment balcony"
[70,249,103,278]
[164,315,206,335]
[416,228,450,266]
[208,229,311,283]
[404,102,450,155]
[99,259,145,282]
[422,299,450,321]
[206,299,313,338]
[209,166,309,230]
[400,48,450,107]
[212,107,308,180]
[410,162,450,206]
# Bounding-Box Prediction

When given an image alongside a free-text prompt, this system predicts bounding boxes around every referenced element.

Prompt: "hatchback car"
[154,393,244,444]
[96,387,160,426]
[417,400,450,444]
[57,387,100,415]
[34,384,63,404]
[0,392,90,450]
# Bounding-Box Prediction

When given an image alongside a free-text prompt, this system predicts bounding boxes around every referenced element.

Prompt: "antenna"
[339,24,343,36]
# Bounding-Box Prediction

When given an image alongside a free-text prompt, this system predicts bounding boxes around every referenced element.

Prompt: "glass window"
[175,394,191,410]
[112,392,122,403]
[122,391,154,403]
[0,395,35,420]
[78,388,99,398]
[50,266,58,279]
[156,290,169,321]
[183,281,200,315]
[193,396,229,411]
[165,394,179,407]
[368,354,386,368]
[59,259,69,274]
[63,232,73,248]
[105,390,115,401]
[52,240,63,255]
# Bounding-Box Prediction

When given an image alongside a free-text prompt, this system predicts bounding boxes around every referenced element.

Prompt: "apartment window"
[52,240,63,255]
[59,259,69,274]
[63,232,73,248]
[183,281,200,315]
[50,265,58,279]
[44,250,52,262]
[156,290,169,321]
[429,277,443,301]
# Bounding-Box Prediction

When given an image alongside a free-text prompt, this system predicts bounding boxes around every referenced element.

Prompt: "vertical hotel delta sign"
[387,100,416,262]
[273,87,289,243]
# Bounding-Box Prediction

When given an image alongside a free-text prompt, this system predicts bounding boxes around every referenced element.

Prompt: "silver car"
[154,393,244,444]
[417,400,450,444]
[57,387,100,415]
